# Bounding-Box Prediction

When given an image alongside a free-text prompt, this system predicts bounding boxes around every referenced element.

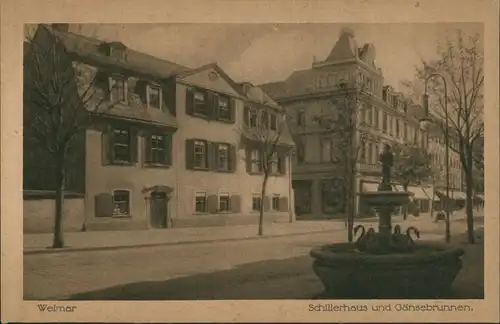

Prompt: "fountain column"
[378,144,395,250]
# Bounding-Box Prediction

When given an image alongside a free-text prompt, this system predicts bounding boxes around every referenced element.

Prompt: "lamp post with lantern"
[419,73,451,243]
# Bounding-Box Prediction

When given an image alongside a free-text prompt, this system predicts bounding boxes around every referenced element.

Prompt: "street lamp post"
[420,73,451,243]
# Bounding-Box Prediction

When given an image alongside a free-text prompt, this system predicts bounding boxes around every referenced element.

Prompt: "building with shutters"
[23,24,295,233]
[260,27,464,219]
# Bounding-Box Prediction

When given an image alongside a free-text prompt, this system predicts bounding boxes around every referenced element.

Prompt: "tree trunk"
[430,178,436,219]
[403,180,409,220]
[258,174,269,236]
[465,153,475,244]
[52,154,66,248]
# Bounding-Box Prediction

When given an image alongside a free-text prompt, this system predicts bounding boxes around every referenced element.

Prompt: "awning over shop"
[407,186,429,200]
[361,182,379,192]
[393,185,404,192]
[423,187,440,201]
[450,191,467,200]
[436,190,467,200]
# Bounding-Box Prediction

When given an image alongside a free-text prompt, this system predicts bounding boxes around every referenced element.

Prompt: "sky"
[27,23,482,92]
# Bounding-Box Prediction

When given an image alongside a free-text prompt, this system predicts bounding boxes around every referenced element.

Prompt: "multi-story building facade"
[261,28,464,219]
[23,24,294,232]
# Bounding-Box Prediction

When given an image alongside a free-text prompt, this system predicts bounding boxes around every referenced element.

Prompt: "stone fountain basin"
[360,191,414,207]
[310,242,464,299]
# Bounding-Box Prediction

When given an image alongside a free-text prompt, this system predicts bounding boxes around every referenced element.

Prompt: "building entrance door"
[150,191,168,229]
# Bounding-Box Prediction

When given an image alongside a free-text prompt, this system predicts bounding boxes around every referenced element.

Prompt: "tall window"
[297,110,305,127]
[367,142,373,164]
[193,140,207,168]
[249,109,258,127]
[320,138,332,163]
[270,113,278,131]
[365,106,372,126]
[112,190,130,216]
[113,128,131,162]
[193,91,206,115]
[271,194,280,211]
[219,192,230,212]
[382,112,388,133]
[270,152,279,173]
[359,138,366,162]
[150,134,167,164]
[396,119,400,137]
[110,77,127,103]
[403,123,408,140]
[374,108,379,129]
[252,195,262,212]
[217,143,230,170]
[297,139,305,163]
[195,191,207,213]
[217,96,231,120]
[147,85,161,109]
[251,149,261,173]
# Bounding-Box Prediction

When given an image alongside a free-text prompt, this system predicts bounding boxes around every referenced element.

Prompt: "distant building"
[260,28,464,219]
[23,24,294,233]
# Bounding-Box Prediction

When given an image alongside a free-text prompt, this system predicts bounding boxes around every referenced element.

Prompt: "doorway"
[150,191,168,229]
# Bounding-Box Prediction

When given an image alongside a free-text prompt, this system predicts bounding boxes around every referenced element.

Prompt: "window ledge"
[192,167,210,172]
[193,212,209,215]
[145,163,172,169]
[215,169,235,173]
[216,118,235,124]
[111,215,132,219]
[248,171,264,175]
[110,161,135,166]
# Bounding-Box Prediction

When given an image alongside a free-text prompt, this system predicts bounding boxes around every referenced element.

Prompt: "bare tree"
[313,82,373,243]
[24,25,115,248]
[244,108,289,236]
[403,29,483,244]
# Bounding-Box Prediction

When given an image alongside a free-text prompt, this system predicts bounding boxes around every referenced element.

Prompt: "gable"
[179,67,241,97]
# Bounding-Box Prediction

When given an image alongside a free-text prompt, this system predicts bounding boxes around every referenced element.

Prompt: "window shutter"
[244,106,249,126]
[207,141,217,170]
[95,193,113,217]
[230,195,241,213]
[185,87,194,115]
[213,93,220,120]
[245,147,252,173]
[263,196,270,212]
[185,139,194,169]
[144,132,152,164]
[229,145,237,172]
[279,197,289,212]
[229,98,236,123]
[101,125,113,165]
[130,127,139,163]
[207,195,218,213]
[165,133,173,165]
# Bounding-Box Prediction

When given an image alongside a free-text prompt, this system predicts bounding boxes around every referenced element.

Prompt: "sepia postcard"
[1,0,499,322]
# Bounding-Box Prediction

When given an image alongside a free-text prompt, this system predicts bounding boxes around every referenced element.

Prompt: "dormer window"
[147,85,162,109]
[109,76,127,103]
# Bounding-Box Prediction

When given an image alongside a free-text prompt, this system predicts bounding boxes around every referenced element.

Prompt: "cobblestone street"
[24,217,483,300]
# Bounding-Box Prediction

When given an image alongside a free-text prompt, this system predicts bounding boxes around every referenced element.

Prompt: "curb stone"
[24,228,343,256]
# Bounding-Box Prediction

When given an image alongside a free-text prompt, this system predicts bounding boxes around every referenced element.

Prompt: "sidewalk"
[24,211,483,255]
[24,220,347,255]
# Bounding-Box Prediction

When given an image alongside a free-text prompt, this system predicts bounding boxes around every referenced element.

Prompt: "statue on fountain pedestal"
[378,144,393,191]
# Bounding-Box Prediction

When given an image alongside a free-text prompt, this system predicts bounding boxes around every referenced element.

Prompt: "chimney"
[51,23,69,33]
